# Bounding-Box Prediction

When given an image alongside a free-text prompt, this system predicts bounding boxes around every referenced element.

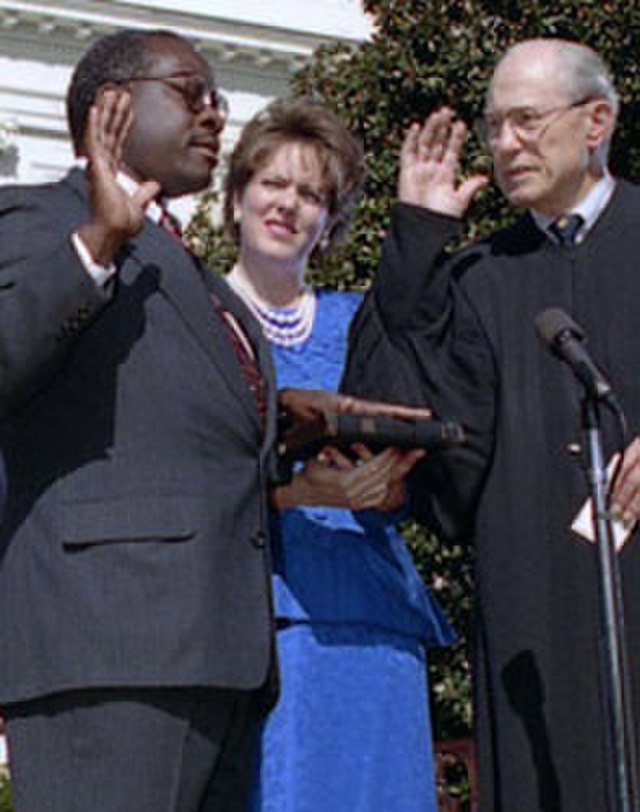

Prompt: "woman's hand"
[272,443,425,512]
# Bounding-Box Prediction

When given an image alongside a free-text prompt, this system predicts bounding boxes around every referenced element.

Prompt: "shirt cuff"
[71,232,117,287]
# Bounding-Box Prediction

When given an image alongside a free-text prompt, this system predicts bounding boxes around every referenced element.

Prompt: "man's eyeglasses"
[477,98,591,146]
[123,73,229,116]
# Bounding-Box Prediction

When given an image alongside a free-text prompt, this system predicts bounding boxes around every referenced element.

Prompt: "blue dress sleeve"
[270,290,454,647]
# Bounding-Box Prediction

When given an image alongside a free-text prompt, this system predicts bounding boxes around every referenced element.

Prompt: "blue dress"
[249,291,454,812]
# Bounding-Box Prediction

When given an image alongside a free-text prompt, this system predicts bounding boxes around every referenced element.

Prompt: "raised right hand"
[77,88,160,265]
[398,106,488,218]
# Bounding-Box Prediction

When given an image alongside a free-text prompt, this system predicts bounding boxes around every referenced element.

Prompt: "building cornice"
[0,0,360,73]
[0,0,369,185]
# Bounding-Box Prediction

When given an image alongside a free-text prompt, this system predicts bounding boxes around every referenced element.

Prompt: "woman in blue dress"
[223,97,454,812]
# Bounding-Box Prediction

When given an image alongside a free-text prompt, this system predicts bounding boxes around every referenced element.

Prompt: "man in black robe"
[343,38,640,811]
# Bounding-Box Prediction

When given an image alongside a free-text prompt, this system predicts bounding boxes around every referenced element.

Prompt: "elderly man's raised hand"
[78,88,160,265]
[399,107,488,218]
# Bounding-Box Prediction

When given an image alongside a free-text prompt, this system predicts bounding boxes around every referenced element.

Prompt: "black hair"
[66,28,188,154]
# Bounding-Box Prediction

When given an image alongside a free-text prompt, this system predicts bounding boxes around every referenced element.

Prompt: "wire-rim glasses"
[476,98,592,146]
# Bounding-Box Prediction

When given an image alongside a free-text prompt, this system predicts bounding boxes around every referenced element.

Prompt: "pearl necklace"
[227,269,316,348]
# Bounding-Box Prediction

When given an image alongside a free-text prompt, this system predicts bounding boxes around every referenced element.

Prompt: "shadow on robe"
[502,650,562,812]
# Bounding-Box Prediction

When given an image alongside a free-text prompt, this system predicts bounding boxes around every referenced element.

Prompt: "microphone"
[534,308,615,404]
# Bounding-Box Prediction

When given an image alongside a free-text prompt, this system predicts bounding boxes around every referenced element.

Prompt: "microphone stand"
[581,396,639,812]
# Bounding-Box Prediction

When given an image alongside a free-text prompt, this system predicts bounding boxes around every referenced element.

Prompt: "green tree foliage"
[189,0,640,744]
[292,0,640,288]
[0,775,12,812]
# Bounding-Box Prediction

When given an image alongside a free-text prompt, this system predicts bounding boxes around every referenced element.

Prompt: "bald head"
[489,39,619,122]
[484,38,618,216]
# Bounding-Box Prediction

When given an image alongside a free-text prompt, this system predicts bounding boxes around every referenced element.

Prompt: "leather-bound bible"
[278,410,465,461]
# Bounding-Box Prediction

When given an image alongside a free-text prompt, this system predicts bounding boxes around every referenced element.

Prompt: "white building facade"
[0,0,371,188]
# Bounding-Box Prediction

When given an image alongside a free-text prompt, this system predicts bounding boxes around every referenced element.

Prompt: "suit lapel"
[206,269,279,451]
[63,168,275,440]
[126,223,273,433]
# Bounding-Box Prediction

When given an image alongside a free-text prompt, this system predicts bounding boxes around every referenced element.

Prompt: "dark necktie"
[210,293,268,430]
[550,213,584,248]
[159,206,184,242]
[157,206,267,429]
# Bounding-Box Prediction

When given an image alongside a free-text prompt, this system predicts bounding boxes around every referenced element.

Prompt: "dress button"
[251,530,266,548]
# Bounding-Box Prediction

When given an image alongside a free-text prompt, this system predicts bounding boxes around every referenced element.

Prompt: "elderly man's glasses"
[477,98,591,145]
[124,73,229,116]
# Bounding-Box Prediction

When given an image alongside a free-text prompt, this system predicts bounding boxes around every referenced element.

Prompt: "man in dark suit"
[0,29,432,810]
[0,28,309,812]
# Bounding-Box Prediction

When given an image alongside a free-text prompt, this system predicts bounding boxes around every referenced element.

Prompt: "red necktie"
[159,206,183,242]
[157,206,267,429]
[210,294,267,431]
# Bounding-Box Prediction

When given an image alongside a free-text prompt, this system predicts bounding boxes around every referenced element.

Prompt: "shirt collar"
[531,171,616,245]
[116,171,172,226]
[75,159,176,228]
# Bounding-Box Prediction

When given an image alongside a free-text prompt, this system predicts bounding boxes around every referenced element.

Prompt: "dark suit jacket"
[0,168,278,705]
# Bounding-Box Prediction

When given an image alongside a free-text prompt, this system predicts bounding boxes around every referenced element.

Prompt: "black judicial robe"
[343,181,640,811]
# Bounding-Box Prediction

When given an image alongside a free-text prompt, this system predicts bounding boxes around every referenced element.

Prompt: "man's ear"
[79,83,130,155]
[586,99,615,151]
